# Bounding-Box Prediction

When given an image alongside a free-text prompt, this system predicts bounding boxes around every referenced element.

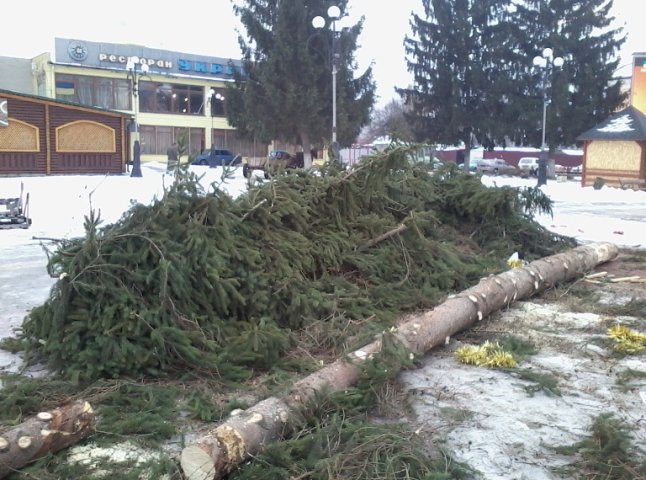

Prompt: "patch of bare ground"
[398,248,646,479]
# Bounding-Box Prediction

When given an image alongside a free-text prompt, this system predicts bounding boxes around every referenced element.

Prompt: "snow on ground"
[1,165,645,478]
[480,175,646,249]
[0,162,251,242]
[403,300,646,479]
[1,165,641,252]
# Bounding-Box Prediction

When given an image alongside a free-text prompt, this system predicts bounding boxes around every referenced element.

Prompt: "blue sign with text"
[55,38,242,80]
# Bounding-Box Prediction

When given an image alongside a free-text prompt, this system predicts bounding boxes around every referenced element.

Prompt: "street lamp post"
[532,47,564,186]
[209,89,225,147]
[312,5,341,163]
[126,56,149,178]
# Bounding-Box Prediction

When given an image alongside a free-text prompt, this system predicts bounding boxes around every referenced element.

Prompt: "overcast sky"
[2,0,643,107]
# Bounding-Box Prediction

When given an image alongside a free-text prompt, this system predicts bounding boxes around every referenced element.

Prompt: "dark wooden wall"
[0,94,127,175]
[0,97,47,174]
[581,140,646,188]
[48,105,125,175]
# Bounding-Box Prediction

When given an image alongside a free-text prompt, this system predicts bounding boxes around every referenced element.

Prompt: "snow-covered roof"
[577,106,646,141]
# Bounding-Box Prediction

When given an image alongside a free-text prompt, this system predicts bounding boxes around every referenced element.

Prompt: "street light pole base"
[130,140,143,178]
[536,149,548,187]
[329,141,342,167]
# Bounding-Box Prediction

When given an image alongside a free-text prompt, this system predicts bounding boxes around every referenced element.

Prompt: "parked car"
[476,158,517,175]
[518,157,540,176]
[459,158,485,172]
[243,150,304,178]
[192,148,240,167]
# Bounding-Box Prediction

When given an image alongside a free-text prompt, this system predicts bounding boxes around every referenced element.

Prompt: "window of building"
[139,82,205,115]
[55,74,131,110]
[140,126,204,157]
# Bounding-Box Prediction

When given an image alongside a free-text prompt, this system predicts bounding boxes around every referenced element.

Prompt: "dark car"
[192,148,240,167]
[242,150,304,178]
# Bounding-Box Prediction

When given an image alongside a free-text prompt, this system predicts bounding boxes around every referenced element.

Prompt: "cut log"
[181,242,619,480]
[0,400,95,478]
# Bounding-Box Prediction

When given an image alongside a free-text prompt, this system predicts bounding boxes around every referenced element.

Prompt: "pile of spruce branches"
[18,146,574,382]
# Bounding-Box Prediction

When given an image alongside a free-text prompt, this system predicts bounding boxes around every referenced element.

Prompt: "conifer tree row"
[399,0,625,162]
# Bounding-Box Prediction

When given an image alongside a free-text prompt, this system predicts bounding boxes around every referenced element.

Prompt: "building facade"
[576,53,646,188]
[0,56,35,95]
[577,106,646,188]
[7,38,266,164]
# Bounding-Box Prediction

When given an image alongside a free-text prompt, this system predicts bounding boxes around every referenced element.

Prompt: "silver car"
[476,159,517,175]
[518,157,540,176]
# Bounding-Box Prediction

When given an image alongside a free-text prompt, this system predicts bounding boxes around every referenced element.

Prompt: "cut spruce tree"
[18,149,574,383]
[181,242,618,480]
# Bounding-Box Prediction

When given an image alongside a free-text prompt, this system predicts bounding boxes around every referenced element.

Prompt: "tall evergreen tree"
[398,0,516,170]
[226,0,376,167]
[511,0,626,150]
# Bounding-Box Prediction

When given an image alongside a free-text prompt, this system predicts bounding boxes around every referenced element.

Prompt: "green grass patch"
[0,374,85,426]
[96,383,179,445]
[615,368,646,393]
[617,249,646,263]
[439,406,475,423]
[512,369,561,397]
[553,413,646,479]
[0,336,27,353]
[182,387,250,422]
[497,335,539,361]
[597,299,646,319]
[229,411,476,480]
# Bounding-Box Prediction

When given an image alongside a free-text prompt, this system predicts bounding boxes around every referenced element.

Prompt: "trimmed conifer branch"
[20,150,578,382]
[358,223,408,251]
[240,198,268,222]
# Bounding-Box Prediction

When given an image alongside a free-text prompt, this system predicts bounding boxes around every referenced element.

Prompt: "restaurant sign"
[55,38,242,79]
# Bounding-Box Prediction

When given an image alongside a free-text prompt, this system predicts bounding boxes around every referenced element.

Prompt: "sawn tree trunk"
[181,242,619,480]
[0,400,95,478]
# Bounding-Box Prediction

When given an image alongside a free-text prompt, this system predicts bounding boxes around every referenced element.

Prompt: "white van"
[518,157,539,175]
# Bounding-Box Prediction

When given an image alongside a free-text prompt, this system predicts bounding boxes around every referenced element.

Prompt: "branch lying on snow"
[584,271,608,280]
[609,276,642,283]
[181,242,619,480]
[584,271,644,284]
[31,236,65,243]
